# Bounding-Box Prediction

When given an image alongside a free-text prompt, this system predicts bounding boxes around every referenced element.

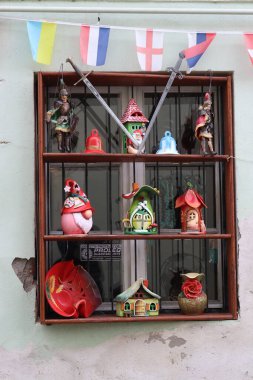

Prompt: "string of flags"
[17,18,253,70]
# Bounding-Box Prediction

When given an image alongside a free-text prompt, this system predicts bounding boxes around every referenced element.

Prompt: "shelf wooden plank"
[44,233,232,241]
[43,153,229,163]
[43,312,236,324]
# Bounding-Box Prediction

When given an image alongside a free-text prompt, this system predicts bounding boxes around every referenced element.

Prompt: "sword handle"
[66,58,85,79]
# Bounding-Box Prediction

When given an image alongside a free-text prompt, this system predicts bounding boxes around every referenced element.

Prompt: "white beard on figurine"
[61,179,94,235]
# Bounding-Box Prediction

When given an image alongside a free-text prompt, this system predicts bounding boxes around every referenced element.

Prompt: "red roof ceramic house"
[120,99,148,154]
[175,188,207,234]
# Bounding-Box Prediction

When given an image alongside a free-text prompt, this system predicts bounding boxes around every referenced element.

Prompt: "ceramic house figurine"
[195,92,217,155]
[122,183,159,234]
[46,81,79,153]
[156,131,179,154]
[45,260,102,318]
[120,98,148,154]
[84,129,105,154]
[114,278,161,317]
[61,179,94,234]
[175,185,207,233]
[178,272,207,315]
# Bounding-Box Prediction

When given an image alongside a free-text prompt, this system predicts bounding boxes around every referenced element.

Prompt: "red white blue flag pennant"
[244,34,253,65]
[183,33,216,72]
[135,29,164,71]
[80,25,110,66]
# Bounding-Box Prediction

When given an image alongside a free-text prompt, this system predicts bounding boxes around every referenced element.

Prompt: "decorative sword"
[136,52,185,154]
[66,58,140,148]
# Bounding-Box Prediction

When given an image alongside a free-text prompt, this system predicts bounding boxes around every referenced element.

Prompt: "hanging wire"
[53,63,64,100]
[208,69,213,94]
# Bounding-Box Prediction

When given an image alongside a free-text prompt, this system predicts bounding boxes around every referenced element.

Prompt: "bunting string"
[1,14,253,67]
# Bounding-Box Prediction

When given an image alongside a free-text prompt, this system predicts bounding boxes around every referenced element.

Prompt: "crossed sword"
[66,52,184,154]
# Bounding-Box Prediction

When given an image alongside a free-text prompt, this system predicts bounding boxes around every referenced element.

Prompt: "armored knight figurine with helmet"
[46,81,79,152]
[195,92,216,155]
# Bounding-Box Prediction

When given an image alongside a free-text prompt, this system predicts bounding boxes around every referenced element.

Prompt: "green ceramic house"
[120,98,148,153]
[122,183,159,234]
[114,278,161,317]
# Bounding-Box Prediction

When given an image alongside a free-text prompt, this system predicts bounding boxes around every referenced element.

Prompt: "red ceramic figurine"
[175,184,207,234]
[61,179,94,234]
[195,92,216,155]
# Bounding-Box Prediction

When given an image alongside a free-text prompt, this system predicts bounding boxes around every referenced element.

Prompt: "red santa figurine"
[127,129,145,154]
[61,179,94,235]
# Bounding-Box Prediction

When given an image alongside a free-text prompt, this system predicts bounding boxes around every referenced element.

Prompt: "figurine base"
[180,230,206,235]
[124,228,158,235]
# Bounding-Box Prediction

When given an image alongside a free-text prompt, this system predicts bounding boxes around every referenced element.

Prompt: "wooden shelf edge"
[43,233,232,241]
[43,153,229,164]
[42,313,236,325]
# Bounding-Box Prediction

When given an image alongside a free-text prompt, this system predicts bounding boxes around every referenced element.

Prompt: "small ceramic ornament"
[156,131,179,154]
[122,183,159,234]
[61,179,94,234]
[175,185,207,234]
[114,278,161,317]
[120,98,148,154]
[178,272,207,315]
[46,81,79,153]
[84,129,105,154]
[195,92,217,155]
[45,260,102,318]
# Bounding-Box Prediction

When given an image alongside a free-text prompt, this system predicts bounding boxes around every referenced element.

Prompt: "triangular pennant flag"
[27,21,57,65]
[183,33,216,71]
[135,29,164,71]
[80,26,110,66]
[244,34,253,64]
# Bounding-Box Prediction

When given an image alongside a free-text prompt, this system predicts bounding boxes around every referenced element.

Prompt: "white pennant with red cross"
[135,29,164,71]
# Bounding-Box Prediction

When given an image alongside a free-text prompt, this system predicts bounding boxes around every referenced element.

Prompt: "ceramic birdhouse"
[114,278,161,317]
[122,183,159,234]
[175,185,207,234]
[120,99,148,154]
[84,129,105,154]
[45,260,102,318]
[156,131,179,154]
[61,179,94,235]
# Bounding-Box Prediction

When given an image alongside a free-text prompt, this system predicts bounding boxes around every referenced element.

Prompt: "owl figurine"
[61,179,94,235]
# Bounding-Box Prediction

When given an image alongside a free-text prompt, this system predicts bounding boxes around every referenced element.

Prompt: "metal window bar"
[44,82,227,315]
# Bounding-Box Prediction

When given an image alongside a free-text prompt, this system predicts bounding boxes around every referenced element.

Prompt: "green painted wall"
[0,1,252,379]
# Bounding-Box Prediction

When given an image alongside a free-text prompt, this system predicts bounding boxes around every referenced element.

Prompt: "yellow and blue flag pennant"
[27,21,57,65]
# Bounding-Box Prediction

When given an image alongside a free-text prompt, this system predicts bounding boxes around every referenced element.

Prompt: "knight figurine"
[195,92,217,155]
[46,82,79,153]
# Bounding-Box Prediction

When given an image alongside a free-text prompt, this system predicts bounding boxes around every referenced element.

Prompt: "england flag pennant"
[244,34,253,65]
[80,25,110,66]
[183,33,216,71]
[135,29,164,71]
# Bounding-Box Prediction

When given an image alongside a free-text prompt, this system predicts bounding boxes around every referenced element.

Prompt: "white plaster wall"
[0,2,253,379]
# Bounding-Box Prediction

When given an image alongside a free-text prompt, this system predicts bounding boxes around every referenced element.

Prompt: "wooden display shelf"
[43,152,229,164]
[43,312,236,325]
[44,233,232,241]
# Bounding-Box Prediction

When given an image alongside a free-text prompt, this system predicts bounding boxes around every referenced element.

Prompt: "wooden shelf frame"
[36,71,238,324]
[43,153,230,163]
[44,233,232,241]
[44,312,236,325]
